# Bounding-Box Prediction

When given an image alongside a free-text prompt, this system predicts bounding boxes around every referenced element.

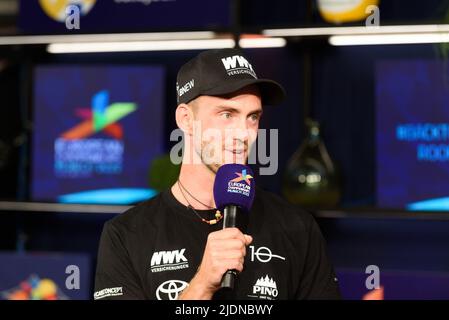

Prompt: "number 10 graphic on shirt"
[249,246,286,263]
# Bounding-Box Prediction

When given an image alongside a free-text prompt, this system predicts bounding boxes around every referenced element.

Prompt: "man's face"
[190,85,262,173]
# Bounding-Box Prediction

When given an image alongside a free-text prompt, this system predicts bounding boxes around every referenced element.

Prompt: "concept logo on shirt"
[248,275,279,300]
[150,248,189,273]
[93,286,123,300]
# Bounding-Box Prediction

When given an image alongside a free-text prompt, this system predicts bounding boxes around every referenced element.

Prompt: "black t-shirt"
[94,187,341,300]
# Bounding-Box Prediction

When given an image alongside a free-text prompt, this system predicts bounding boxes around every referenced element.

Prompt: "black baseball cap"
[176,48,286,106]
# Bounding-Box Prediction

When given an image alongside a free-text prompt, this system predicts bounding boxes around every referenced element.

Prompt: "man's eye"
[249,114,260,121]
[221,112,232,119]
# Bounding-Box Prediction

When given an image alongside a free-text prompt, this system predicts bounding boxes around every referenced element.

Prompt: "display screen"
[376,60,449,211]
[32,65,165,204]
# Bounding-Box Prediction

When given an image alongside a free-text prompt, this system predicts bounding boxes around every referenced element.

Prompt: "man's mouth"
[226,149,246,155]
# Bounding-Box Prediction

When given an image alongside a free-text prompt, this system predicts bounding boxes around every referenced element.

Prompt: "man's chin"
[205,159,248,173]
[204,162,220,174]
[200,154,248,174]
[218,158,248,167]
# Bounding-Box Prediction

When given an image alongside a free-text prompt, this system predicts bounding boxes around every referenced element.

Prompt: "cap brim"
[201,78,286,106]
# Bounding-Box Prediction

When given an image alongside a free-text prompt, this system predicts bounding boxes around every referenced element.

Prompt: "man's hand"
[178,227,252,300]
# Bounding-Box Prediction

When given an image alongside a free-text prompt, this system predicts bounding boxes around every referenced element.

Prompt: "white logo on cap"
[178,79,195,98]
[221,55,257,78]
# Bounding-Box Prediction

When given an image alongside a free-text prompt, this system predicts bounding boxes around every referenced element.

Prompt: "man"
[94,48,341,300]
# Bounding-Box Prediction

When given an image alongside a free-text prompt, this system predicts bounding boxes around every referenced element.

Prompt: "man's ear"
[175,103,194,136]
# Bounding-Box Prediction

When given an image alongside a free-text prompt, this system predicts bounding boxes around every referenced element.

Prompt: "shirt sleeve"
[94,220,146,300]
[295,215,341,300]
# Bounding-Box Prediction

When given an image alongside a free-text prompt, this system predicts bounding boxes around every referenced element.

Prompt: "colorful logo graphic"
[1,274,68,300]
[54,90,136,178]
[39,0,97,22]
[231,169,253,185]
[61,90,137,140]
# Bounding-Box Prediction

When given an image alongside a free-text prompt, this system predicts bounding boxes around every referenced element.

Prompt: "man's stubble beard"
[197,140,223,174]
[197,140,249,175]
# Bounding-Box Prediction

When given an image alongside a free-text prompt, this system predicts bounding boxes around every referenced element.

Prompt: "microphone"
[213,164,256,290]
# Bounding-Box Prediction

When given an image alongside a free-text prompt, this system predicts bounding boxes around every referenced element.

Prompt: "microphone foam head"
[213,164,256,212]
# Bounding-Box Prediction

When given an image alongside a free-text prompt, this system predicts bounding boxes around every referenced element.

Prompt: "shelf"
[0,201,130,214]
[2,201,449,220]
[0,24,447,46]
[313,209,449,221]
[0,31,219,45]
[262,24,449,37]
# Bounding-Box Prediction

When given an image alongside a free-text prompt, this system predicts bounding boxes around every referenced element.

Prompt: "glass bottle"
[282,119,341,208]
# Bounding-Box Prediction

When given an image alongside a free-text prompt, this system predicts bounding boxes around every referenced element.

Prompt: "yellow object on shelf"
[318,0,380,24]
[39,0,97,22]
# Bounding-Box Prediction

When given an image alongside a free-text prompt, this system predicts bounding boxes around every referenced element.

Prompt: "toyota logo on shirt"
[156,280,188,300]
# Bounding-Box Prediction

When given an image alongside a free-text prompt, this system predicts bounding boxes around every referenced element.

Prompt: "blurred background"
[1,0,449,300]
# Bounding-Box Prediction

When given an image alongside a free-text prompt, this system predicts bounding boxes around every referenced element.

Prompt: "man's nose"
[233,118,250,142]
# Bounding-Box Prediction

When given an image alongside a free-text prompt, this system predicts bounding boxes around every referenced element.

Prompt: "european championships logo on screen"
[32,65,165,205]
[54,90,136,178]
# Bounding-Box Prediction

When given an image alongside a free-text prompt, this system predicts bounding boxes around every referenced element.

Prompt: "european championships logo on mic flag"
[213,164,256,213]
[228,169,253,197]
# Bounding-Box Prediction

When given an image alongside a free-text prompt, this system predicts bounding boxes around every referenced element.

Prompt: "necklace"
[178,179,215,209]
[177,180,223,225]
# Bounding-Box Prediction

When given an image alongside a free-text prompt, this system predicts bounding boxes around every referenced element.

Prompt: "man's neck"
[171,162,216,209]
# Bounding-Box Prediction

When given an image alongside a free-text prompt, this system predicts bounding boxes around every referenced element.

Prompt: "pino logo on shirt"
[221,55,257,79]
[150,248,189,273]
[249,275,278,300]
